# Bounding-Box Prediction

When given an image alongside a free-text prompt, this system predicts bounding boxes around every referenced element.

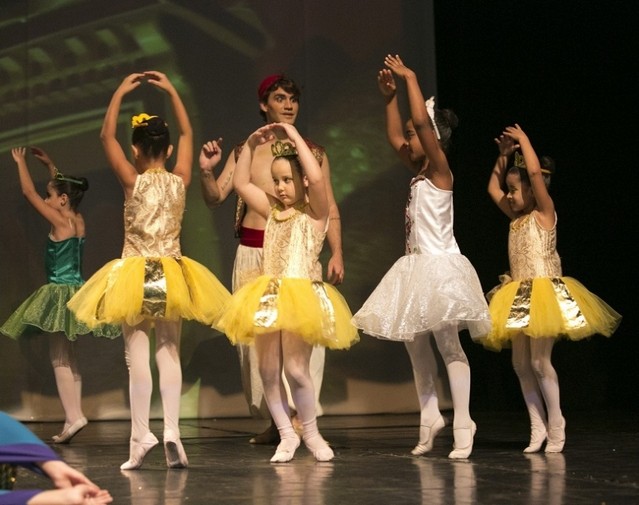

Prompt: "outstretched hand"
[503,123,528,143]
[11,147,26,163]
[40,460,97,489]
[377,69,396,98]
[494,134,518,156]
[115,73,145,95]
[199,138,223,171]
[144,70,176,94]
[30,147,53,167]
[384,54,415,80]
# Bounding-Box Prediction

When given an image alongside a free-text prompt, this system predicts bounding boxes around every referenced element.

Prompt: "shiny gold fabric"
[122,168,184,258]
[508,213,561,280]
[142,258,167,318]
[255,277,281,327]
[551,277,587,330]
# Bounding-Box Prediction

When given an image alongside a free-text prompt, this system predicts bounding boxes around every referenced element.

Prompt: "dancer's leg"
[512,333,549,453]
[281,332,332,461]
[155,319,187,467]
[49,333,84,426]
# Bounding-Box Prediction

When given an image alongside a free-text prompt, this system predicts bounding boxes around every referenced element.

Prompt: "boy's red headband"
[258,74,283,99]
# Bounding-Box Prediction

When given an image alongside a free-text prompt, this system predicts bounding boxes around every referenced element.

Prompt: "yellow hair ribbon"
[131,113,158,129]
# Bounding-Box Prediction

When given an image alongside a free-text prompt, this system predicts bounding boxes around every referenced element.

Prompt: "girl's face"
[44,182,66,210]
[405,120,426,162]
[272,158,306,208]
[505,172,535,214]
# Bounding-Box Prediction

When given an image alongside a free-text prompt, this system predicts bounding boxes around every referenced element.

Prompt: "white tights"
[511,334,562,429]
[405,323,472,429]
[255,332,324,444]
[123,320,182,442]
[49,333,83,427]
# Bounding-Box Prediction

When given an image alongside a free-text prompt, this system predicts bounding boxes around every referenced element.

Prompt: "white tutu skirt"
[352,252,491,341]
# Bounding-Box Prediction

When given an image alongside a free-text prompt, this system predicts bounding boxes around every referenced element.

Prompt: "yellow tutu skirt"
[67,256,231,328]
[217,275,359,350]
[484,276,621,351]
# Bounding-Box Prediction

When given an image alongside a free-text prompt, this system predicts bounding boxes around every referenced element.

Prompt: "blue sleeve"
[0,489,42,505]
[0,412,60,472]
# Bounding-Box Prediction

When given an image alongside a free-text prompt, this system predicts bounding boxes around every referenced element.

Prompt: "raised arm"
[199,138,224,206]
[385,55,451,187]
[11,148,67,229]
[488,133,518,219]
[504,124,555,226]
[100,73,145,193]
[232,129,271,219]
[145,71,193,188]
[30,147,57,179]
[377,69,414,171]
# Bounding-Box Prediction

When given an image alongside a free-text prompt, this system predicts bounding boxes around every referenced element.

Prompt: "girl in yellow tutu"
[68,71,231,470]
[217,121,358,463]
[485,124,621,453]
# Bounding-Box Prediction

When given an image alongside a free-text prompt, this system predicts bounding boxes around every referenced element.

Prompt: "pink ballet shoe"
[448,422,477,459]
[120,432,159,470]
[523,423,548,453]
[545,417,566,453]
[270,436,301,463]
[164,430,188,469]
[52,417,88,444]
[411,415,446,456]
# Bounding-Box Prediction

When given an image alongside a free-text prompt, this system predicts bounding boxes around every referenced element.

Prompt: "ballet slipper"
[303,435,334,462]
[523,422,548,453]
[411,415,446,456]
[164,430,189,468]
[52,417,88,444]
[545,417,566,453]
[448,422,477,459]
[270,435,301,463]
[120,432,159,470]
[249,422,280,445]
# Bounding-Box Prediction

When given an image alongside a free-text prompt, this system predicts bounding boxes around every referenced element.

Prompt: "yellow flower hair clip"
[131,113,158,129]
[513,151,527,169]
[271,140,298,158]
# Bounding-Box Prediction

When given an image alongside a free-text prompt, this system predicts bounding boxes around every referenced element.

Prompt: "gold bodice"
[122,168,185,258]
[262,204,325,281]
[508,212,562,280]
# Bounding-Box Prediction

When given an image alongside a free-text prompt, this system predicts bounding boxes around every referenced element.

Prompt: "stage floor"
[11,410,639,504]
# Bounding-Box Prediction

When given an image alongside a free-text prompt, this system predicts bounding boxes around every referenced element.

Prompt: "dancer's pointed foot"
[52,417,88,444]
[303,434,334,462]
[523,422,548,453]
[411,415,446,456]
[164,430,189,468]
[250,422,280,445]
[545,417,566,453]
[448,422,477,459]
[120,432,159,470]
[270,435,301,463]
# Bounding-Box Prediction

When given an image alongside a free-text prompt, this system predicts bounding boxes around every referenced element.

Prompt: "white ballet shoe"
[448,422,477,459]
[52,417,88,444]
[303,435,334,462]
[411,415,446,456]
[164,430,189,468]
[523,423,548,453]
[120,432,159,470]
[545,417,566,453]
[270,436,301,463]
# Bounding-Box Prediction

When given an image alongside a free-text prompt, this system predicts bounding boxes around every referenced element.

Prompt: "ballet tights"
[512,334,562,428]
[49,333,84,427]
[405,323,472,430]
[123,320,182,442]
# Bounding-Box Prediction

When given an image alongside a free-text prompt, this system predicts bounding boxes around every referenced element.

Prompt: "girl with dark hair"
[485,124,621,453]
[68,71,231,470]
[352,55,491,459]
[1,147,119,444]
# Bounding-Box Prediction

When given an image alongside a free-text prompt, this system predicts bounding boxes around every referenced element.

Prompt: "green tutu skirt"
[1,283,120,340]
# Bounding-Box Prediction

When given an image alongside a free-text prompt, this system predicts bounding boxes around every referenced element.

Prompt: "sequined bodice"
[262,204,325,281]
[508,212,562,280]
[405,177,460,255]
[45,236,84,284]
[122,168,184,258]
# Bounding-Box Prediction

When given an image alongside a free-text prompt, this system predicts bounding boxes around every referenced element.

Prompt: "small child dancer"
[217,121,358,463]
[485,123,621,452]
[1,147,119,443]
[352,55,491,459]
[68,72,231,469]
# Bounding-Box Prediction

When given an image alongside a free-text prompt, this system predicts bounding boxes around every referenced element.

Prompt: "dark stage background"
[0,0,634,421]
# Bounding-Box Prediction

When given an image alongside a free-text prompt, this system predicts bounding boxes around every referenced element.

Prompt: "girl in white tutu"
[352,55,491,459]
